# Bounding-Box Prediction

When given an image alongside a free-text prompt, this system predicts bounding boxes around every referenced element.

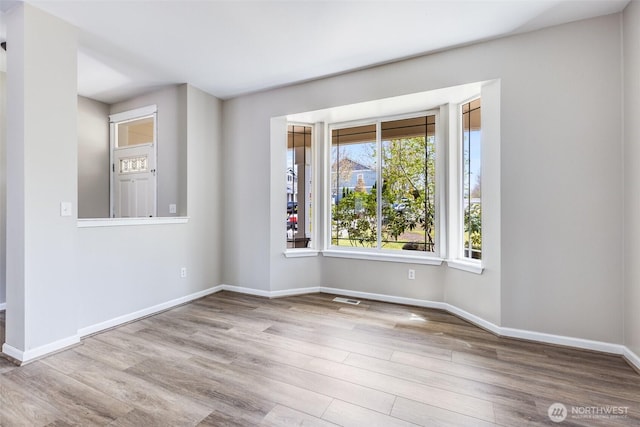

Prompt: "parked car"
[393,203,407,212]
[287,201,298,214]
[287,214,298,230]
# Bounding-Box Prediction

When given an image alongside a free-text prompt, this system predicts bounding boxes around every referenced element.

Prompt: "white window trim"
[109,105,157,124]
[447,258,483,274]
[326,110,443,259]
[284,121,320,253]
[323,249,443,265]
[445,97,483,271]
[284,249,320,258]
[77,216,188,228]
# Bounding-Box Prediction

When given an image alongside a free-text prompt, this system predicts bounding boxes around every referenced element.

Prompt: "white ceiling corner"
[6,0,629,103]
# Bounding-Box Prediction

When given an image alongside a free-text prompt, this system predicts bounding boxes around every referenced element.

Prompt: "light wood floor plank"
[343,352,536,410]
[0,291,639,426]
[260,405,339,427]
[0,375,65,427]
[305,357,497,422]
[264,323,395,360]
[391,396,497,427]
[322,399,420,427]
[232,354,397,414]
[189,355,334,418]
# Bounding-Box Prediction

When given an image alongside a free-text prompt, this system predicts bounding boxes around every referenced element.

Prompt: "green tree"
[380,136,435,250]
[332,186,377,247]
[464,203,482,257]
[332,136,436,251]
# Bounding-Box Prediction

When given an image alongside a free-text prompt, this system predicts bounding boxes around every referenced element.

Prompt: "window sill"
[284,249,319,258]
[77,217,189,228]
[322,249,443,265]
[447,259,484,274]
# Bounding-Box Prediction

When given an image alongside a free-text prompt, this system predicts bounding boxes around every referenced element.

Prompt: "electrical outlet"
[169,204,177,214]
[408,269,415,280]
[180,267,187,278]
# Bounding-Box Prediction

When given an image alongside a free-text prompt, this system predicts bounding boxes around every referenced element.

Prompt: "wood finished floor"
[0,292,639,426]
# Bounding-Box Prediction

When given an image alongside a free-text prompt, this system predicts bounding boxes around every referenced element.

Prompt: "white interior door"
[113,144,157,217]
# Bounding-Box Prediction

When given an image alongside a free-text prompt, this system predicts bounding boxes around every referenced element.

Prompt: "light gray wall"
[77,96,110,218]
[5,3,78,350]
[110,84,187,217]
[498,15,623,343]
[0,71,6,307]
[77,84,222,331]
[223,14,624,342]
[3,5,222,354]
[624,1,640,358]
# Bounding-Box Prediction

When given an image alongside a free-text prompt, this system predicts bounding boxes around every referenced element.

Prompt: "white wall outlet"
[180,267,187,278]
[60,202,72,217]
[169,204,177,214]
[408,269,415,280]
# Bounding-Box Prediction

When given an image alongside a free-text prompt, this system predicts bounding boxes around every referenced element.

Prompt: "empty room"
[1,0,639,425]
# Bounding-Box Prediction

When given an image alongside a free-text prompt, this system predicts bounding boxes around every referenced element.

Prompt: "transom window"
[115,115,155,148]
[330,113,438,254]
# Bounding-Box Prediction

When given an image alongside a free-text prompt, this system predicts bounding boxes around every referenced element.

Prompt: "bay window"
[280,81,493,272]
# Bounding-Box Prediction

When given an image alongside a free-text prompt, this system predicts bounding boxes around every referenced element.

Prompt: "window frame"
[284,121,317,254]
[459,97,482,262]
[325,110,445,263]
[445,97,484,274]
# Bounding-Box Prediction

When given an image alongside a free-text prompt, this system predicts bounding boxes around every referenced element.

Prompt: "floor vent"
[333,297,361,305]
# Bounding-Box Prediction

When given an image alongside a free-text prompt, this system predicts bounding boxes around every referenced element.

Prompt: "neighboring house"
[286,167,296,203]
[331,158,377,202]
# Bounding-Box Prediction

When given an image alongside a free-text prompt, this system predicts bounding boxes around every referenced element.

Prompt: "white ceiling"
[0,0,630,103]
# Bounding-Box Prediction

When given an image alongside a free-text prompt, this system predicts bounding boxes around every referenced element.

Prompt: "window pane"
[287,125,312,248]
[381,115,436,252]
[116,116,154,147]
[462,99,482,260]
[331,125,378,247]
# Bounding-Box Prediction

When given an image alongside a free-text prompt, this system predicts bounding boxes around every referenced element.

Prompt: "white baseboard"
[220,285,321,298]
[623,346,640,372]
[443,303,502,335]
[498,326,626,355]
[270,286,321,297]
[2,335,80,364]
[219,285,272,298]
[0,302,5,311]
[3,283,639,372]
[319,286,448,311]
[223,284,639,367]
[78,285,224,337]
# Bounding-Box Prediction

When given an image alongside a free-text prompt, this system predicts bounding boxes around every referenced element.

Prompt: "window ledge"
[322,249,443,265]
[78,217,189,228]
[447,259,484,274]
[284,249,319,258]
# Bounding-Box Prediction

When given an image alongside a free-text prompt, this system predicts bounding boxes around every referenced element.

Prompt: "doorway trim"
[109,104,158,218]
